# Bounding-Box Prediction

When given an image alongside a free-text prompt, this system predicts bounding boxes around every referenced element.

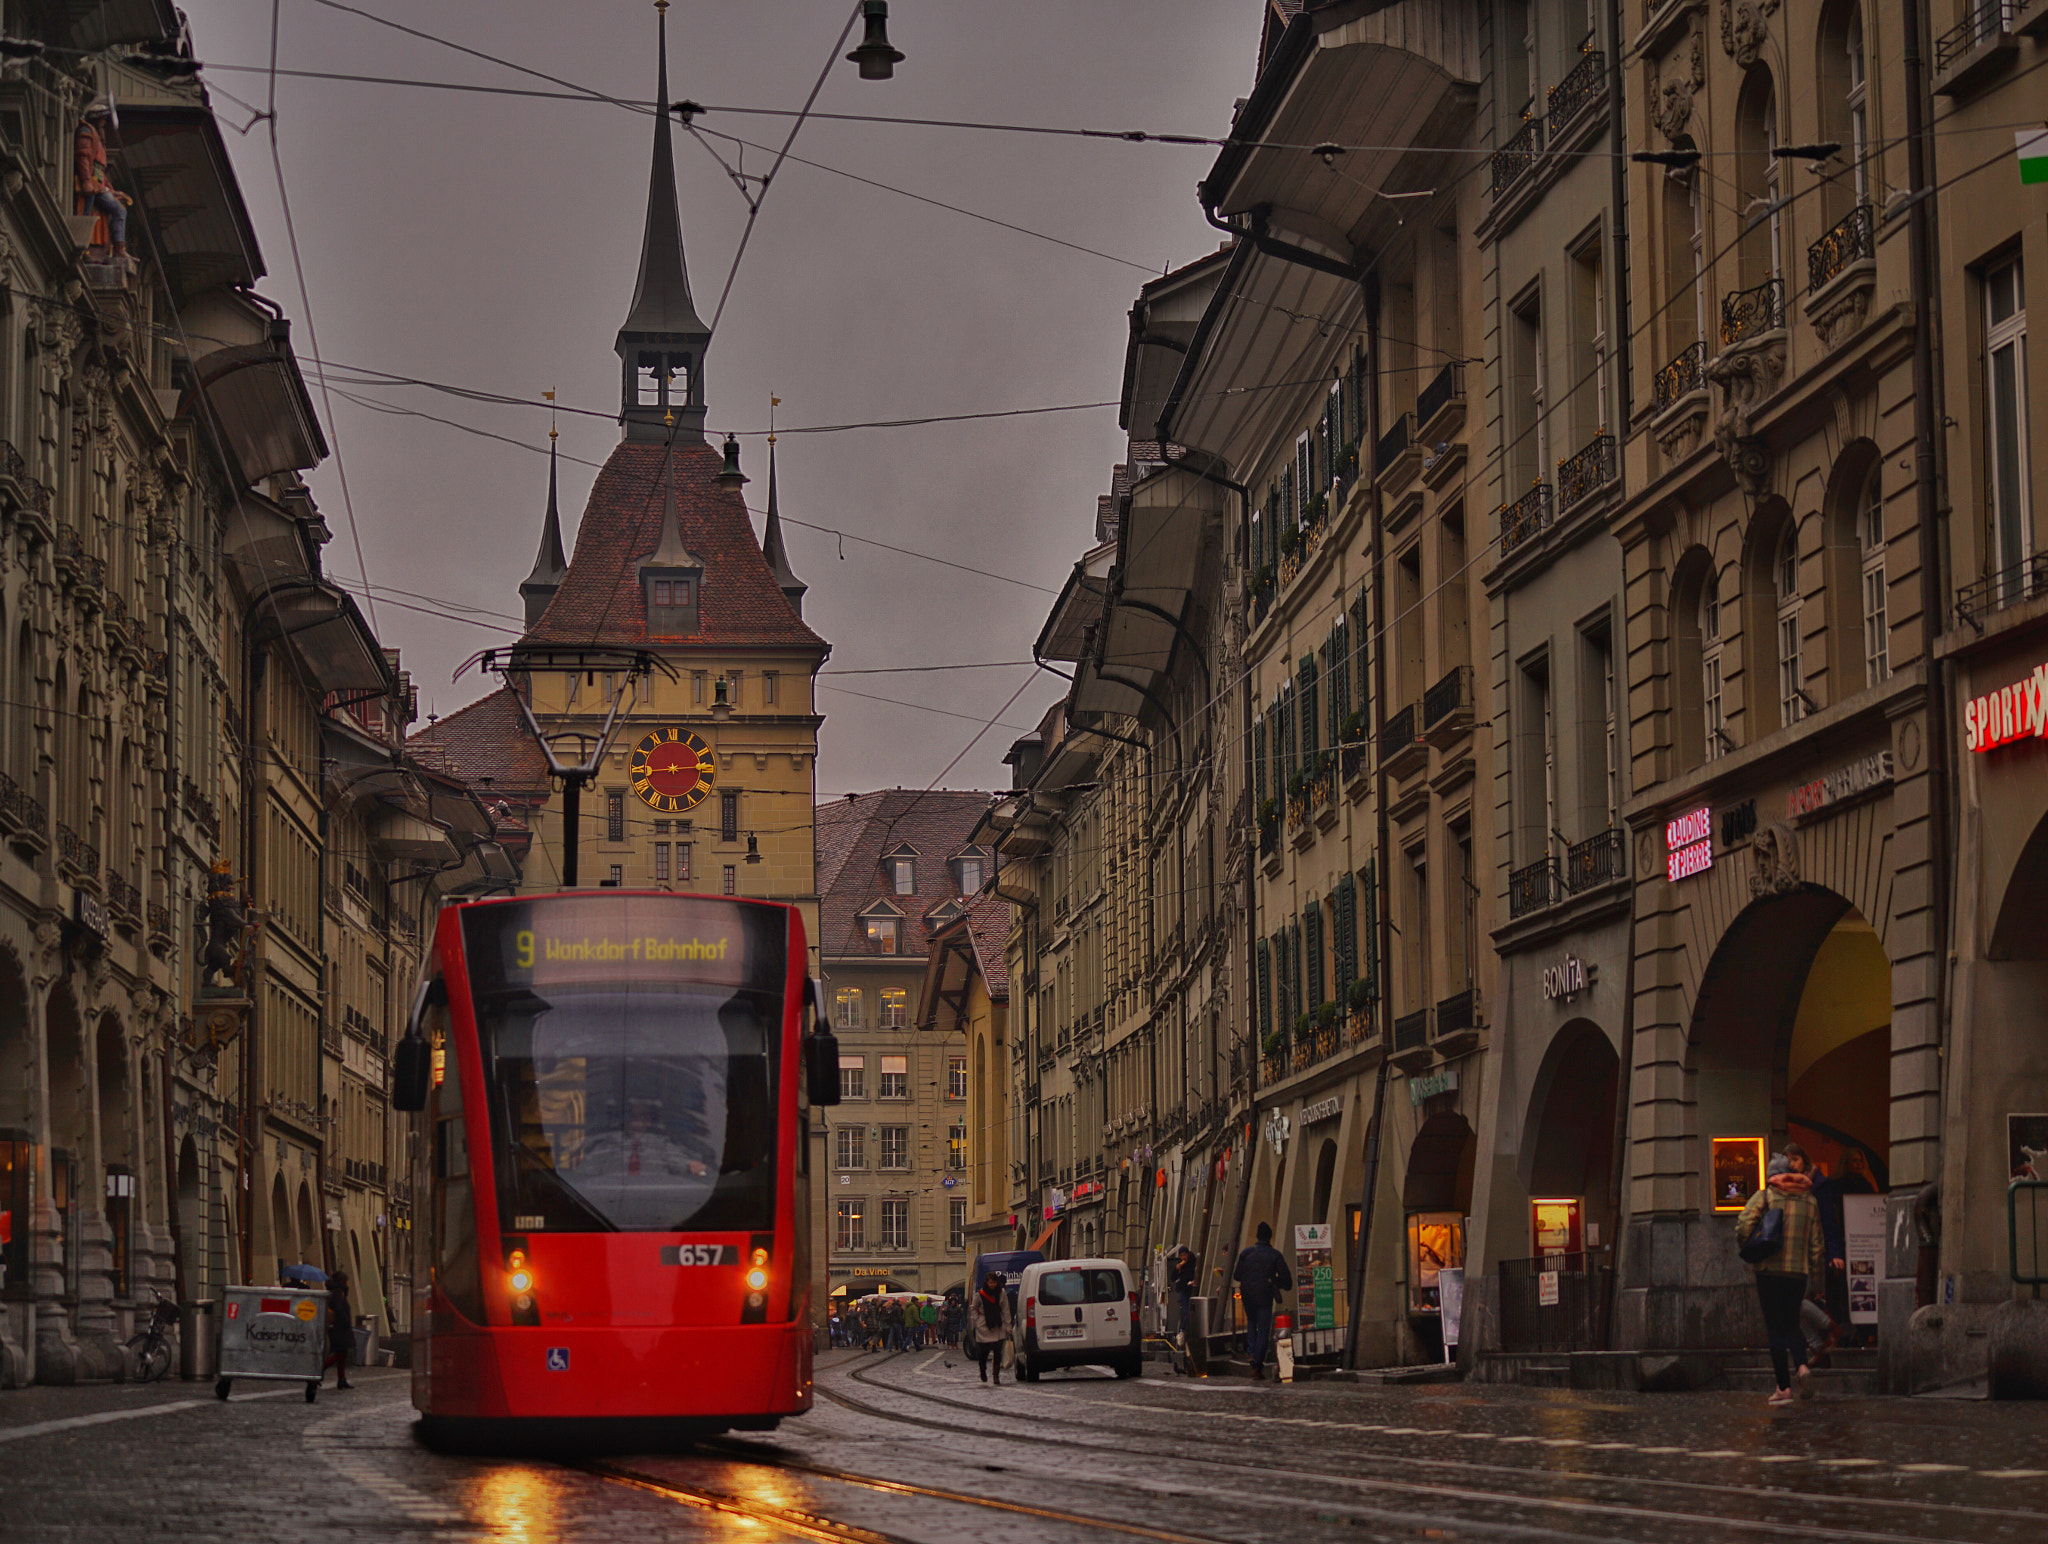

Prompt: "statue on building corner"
[198,861,249,989]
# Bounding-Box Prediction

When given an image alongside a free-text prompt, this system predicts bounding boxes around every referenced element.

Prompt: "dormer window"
[951,845,991,895]
[881,842,918,895]
[858,901,905,954]
[643,564,702,636]
[651,578,692,608]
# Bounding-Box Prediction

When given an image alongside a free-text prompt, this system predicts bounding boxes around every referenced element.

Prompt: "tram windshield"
[461,897,786,1234]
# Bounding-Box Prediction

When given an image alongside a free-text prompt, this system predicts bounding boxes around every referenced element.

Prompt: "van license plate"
[1042,1325,1084,1340]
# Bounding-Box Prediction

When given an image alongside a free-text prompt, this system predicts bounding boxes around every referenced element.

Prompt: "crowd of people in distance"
[828,1291,964,1351]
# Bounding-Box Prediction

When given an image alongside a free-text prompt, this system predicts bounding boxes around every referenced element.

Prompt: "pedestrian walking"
[1232,1222,1294,1382]
[1736,1153,1824,1406]
[969,1270,1014,1386]
[324,1269,355,1390]
[1783,1143,1842,1364]
[1168,1244,1198,1341]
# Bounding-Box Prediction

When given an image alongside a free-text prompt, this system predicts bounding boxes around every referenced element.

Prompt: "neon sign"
[1665,805,1713,882]
[1965,662,2048,753]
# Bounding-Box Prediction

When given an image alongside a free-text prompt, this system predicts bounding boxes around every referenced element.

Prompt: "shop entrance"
[1402,1112,1473,1361]
[1692,887,1890,1336]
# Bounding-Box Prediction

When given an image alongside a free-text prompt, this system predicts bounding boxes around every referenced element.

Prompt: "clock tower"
[419,2,827,970]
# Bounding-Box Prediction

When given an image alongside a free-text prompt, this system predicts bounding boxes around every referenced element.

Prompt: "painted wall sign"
[1785,750,1893,820]
[1301,1096,1343,1125]
[1542,955,1593,1002]
[1665,805,1714,882]
[1408,1068,1459,1105]
[1965,662,2048,752]
[1720,799,1757,848]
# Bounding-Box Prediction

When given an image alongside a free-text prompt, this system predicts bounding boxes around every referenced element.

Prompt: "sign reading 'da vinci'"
[1665,806,1713,883]
[1965,661,2048,753]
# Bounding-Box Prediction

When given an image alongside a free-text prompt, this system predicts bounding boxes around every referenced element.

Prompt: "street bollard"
[179,1300,217,1381]
[1184,1295,1210,1376]
[1275,1311,1296,1383]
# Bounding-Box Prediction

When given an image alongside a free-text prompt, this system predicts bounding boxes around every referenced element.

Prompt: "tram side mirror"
[806,1030,842,1107]
[392,1034,431,1112]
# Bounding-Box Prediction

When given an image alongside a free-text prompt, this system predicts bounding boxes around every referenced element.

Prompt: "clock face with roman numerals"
[630,728,715,812]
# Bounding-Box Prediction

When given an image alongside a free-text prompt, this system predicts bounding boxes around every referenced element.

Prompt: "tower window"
[606,789,625,842]
[720,789,739,842]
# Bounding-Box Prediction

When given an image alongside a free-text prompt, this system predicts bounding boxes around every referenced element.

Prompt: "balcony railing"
[1375,411,1412,474]
[1434,989,1477,1041]
[1936,0,2013,71]
[1652,340,1707,411]
[1498,482,1554,555]
[1490,116,1542,195]
[1562,828,1627,893]
[1392,1008,1431,1054]
[1421,665,1471,733]
[107,868,141,921]
[57,823,99,882]
[1807,203,1875,292]
[1380,703,1417,766]
[1956,554,2048,625]
[1545,49,1605,135]
[1719,277,1784,346]
[1508,858,1560,920]
[1556,431,1615,509]
[1416,360,1465,427]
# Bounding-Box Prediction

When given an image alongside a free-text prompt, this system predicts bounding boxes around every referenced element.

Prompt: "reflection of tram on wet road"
[393,890,841,1446]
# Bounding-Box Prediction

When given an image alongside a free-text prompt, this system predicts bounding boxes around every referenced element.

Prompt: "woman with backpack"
[1736,1152,1824,1405]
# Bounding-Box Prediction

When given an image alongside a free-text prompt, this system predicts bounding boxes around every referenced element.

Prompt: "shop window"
[0,1132,31,1297]
[1405,1211,1465,1317]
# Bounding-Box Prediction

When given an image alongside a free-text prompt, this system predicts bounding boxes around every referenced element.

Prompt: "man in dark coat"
[325,1270,354,1389]
[1232,1222,1294,1381]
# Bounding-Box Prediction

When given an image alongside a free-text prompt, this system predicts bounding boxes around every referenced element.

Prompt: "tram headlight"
[746,1267,769,1292]
[511,1269,534,1293]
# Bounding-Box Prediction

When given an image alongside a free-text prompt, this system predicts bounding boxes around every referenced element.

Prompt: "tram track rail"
[806,1349,2045,1544]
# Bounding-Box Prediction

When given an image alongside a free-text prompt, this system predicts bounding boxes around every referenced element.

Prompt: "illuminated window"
[865,916,899,954]
[947,1126,966,1170]
[879,1055,908,1099]
[948,1056,967,1100]
[878,989,908,1029]
[676,843,692,882]
[835,1199,865,1251]
[834,988,864,1029]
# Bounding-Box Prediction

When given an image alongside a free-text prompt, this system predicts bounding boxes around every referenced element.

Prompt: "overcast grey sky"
[175,0,1256,794]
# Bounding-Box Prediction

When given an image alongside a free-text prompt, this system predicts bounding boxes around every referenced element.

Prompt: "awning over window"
[254,580,390,695]
[60,0,180,49]
[191,327,326,484]
[116,105,264,301]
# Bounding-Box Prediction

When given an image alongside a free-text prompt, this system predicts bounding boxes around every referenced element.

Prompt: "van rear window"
[1037,1268,1125,1305]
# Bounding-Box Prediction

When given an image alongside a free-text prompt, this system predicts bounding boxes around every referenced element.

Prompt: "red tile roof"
[961,893,1011,999]
[525,438,827,654]
[815,789,996,959]
[404,684,551,801]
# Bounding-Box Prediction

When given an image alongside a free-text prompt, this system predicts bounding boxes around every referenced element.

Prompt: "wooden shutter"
[1253,718,1268,808]
[1361,860,1379,998]
[1256,938,1272,1039]
[1351,589,1372,730]
[1299,654,1319,759]
[1335,873,1357,995]
[1304,902,1324,1009]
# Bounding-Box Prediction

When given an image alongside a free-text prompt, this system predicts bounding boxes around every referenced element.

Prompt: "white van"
[1013,1257,1142,1381]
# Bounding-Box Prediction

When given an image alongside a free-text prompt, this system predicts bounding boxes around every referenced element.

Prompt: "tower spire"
[616,0,711,444]
[519,428,568,629]
[761,402,806,618]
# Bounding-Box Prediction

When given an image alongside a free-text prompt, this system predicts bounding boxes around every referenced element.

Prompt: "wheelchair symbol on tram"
[545,1347,570,1372]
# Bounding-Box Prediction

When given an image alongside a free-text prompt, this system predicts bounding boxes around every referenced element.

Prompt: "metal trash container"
[351,1324,373,1366]
[1184,1295,1211,1376]
[214,1284,326,1403]
[179,1300,217,1381]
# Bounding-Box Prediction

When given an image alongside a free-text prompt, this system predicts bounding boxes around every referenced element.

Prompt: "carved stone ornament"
[1706,341,1786,497]
[1812,287,1872,351]
[1750,822,1802,897]
[1721,0,1778,66]
[1655,74,1694,142]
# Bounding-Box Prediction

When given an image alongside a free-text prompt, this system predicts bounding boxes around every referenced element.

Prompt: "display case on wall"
[1711,1135,1765,1212]
[1405,1210,1464,1314]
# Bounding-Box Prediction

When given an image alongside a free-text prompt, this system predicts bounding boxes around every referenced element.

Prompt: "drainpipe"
[1344,277,1398,1371]
[1898,0,1952,1269]
[240,649,263,1285]
[1605,0,1633,437]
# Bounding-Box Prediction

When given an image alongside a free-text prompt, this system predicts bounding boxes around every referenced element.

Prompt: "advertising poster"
[1842,1194,1885,1325]
[1711,1136,1765,1211]
[1294,1223,1334,1331]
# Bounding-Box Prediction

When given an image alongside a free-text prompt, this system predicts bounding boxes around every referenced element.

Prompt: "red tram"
[391,891,840,1445]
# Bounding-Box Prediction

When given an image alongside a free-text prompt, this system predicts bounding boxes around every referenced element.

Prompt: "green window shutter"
[1277,928,1294,1031]
[1282,465,1295,528]
[1335,872,1356,996]
[1252,718,1268,809]
[1281,691,1296,780]
[1351,589,1372,730]
[1300,654,1319,759]
[1256,938,1272,1039]
[1305,903,1324,1009]
[1361,861,1379,998]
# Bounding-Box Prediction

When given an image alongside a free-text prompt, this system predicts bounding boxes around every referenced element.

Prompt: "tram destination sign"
[463,893,785,994]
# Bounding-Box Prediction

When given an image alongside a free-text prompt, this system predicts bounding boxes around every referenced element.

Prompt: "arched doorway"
[175,1137,201,1300]
[295,1183,318,1271]
[1522,1020,1621,1257]
[1402,1112,1474,1358]
[1310,1137,1339,1224]
[269,1174,293,1277]
[94,1016,132,1298]
[1690,885,1890,1339]
[43,983,87,1302]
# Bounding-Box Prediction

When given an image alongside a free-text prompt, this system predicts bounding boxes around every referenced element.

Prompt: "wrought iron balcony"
[1498,482,1554,555]
[1434,989,1478,1043]
[1490,117,1542,196]
[107,868,141,921]
[1545,49,1605,136]
[1808,203,1875,292]
[1956,554,2048,625]
[1392,1008,1431,1055]
[1375,411,1413,474]
[1380,703,1418,766]
[1556,431,1615,509]
[0,771,43,847]
[1562,828,1627,893]
[1652,340,1707,411]
[1719,277,1784,346]
[1416,360,1465,428]
[57,822,99,883]
[1508,858,1560,919]
[1421,665,1472,738]
[1936,0,2013,72]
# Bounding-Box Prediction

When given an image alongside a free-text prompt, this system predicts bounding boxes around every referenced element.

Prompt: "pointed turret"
[616,1,711,445]
[761,439,807,618]
[519,436,568,628]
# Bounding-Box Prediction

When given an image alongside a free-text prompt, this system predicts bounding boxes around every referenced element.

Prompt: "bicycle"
[125,1287,178,1383]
